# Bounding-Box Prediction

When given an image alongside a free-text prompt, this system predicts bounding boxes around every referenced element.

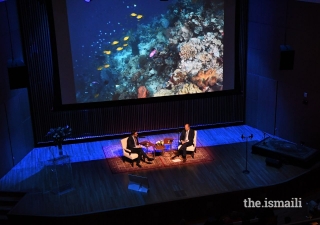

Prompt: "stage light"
[84,0,91,2]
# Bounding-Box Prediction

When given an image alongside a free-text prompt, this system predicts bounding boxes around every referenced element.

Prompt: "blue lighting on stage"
[0,125,276,191]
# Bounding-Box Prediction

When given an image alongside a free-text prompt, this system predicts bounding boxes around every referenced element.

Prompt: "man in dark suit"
[174,124,195,162]
[127,130,154,167]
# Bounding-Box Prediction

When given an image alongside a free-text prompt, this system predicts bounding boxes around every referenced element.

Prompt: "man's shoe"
[136,163,142,168]
[147,157,154,161]
[183,158,187,163]
[171,155,177,160]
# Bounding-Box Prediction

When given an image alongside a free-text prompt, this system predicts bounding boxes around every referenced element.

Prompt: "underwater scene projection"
[67,0,225,103]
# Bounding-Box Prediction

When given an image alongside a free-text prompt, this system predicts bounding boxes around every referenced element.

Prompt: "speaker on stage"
[265,157,282,168]
[280,45,294,70]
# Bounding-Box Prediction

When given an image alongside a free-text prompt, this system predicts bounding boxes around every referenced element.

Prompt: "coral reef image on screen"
[68,0,224,103]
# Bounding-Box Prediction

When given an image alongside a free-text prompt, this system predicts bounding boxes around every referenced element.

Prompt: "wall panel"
[0,0,34,178]
[0,103,14,178]
[246,0,320,149]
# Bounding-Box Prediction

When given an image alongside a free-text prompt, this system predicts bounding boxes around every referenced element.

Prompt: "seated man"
[173,124,195,162]
[127,130,154,167]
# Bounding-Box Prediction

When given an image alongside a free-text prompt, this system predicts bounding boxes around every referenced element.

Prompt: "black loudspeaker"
[265,157,282,168]
[280,45,295,70]
[7,66,29,89]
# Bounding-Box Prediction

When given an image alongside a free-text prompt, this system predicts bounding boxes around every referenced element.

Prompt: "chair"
[120,137,139,167]
[178,130,197,158]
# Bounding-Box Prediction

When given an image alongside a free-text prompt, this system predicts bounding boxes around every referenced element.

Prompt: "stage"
[0,125,319,225]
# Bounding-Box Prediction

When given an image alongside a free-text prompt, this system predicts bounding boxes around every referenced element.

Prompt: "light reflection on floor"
[0,125,276,189]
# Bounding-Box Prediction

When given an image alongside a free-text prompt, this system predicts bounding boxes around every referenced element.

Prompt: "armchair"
[178,130,197,158]
[120,137,139,167]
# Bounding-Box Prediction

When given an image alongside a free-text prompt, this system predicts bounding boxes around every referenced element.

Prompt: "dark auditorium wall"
[0,1,34,178]
[16,0,246,146]
[246,0,320,149]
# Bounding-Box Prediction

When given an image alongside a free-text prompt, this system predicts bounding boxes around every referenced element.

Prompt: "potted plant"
[156,140,164,146]
[46,125,72,155]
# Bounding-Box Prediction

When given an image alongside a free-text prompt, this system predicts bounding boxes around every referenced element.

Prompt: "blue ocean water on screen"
[67,0,224,103]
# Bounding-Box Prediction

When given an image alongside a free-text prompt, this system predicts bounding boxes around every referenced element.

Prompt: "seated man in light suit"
[127,130,154,167]
[173,124,195,162]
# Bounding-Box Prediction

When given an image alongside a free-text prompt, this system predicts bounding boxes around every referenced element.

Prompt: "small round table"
[153,144,166,156]
[140,141,156,159]
[163,138,174,156]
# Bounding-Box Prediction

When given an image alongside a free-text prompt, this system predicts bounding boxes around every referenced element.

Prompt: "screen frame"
[47,0,244,111]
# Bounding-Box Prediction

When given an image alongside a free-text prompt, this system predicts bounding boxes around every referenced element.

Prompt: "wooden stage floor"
[0,125,317,222]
